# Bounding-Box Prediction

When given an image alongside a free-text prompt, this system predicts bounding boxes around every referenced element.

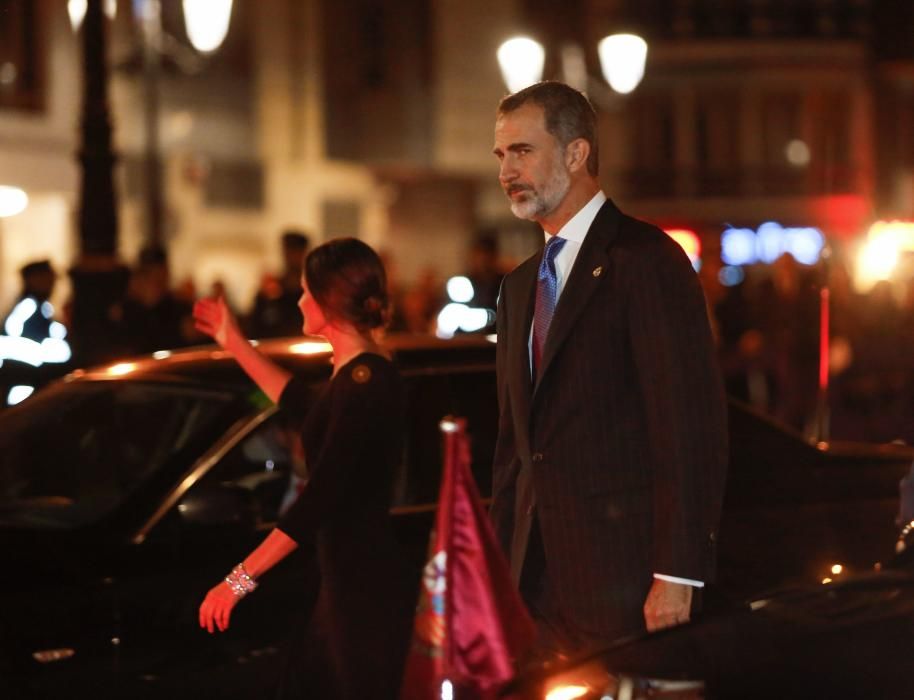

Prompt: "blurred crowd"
[0,229,505,358]
[5,231,914,444]
[702,248,914,445]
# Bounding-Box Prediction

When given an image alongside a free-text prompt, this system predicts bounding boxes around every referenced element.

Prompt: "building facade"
[0,0,912,320]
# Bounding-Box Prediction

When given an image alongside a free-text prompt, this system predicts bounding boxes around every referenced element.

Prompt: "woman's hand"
[198,581,241,633]
[193,296,239,348]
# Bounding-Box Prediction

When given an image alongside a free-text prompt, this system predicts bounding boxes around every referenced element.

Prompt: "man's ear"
[565,138,590,174]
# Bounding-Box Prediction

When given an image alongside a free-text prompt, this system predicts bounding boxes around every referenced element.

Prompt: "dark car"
[0,335,498,700]
[505,416,914,699]
[717,403,913,602]
[507,533,914,700]
[1,334,911,699]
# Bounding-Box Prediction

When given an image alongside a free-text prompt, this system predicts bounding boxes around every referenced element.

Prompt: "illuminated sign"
[722,222,824,266]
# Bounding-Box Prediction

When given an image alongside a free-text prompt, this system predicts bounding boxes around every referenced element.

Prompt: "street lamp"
[71,0,234,247]
[182,0,233,54]
[133,0,233,246]
[0,186,28,218]
[67,0,232,366]
[597,34,647,95]
[497,37,546,94]
[496,33,648,98]
[67,0,116,32]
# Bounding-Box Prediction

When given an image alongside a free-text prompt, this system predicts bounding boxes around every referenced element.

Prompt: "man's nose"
[499,158,517,183]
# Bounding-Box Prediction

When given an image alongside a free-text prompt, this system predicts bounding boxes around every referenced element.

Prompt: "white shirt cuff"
[654,573,704,588]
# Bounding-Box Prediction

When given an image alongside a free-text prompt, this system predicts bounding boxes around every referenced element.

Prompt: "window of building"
[624,91,675,198]
[812,90,853,193]
[761,91,802,166]
[760,91,805,194]
[0,0,46,111]
[695,88,741,195]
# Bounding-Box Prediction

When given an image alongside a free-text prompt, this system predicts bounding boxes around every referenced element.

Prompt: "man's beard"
[508,162,571,221]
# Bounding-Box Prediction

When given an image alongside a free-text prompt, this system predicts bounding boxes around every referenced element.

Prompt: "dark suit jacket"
[490,198,728,643]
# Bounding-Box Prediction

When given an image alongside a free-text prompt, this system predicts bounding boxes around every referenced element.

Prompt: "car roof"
[52,332,914,468]
[64,333,497,389]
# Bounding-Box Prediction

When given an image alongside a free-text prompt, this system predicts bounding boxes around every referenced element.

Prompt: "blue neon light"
[721,222,824,266]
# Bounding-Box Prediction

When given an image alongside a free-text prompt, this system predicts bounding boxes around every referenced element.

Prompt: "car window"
[0,381,235,529]
[187,411,307,526]
[174,365,498,520]
[395,369,498,507]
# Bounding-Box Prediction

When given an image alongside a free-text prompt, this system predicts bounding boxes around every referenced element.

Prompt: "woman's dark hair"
[304,237,390,333]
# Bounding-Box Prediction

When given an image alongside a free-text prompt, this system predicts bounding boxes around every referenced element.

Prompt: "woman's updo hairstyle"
[304,237,390,333]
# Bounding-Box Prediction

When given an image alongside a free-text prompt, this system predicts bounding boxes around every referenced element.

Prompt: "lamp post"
[132,0,234,247]
[70,0,130,367]
[68,0,233,365]
[71,0,234,249]
[138,0,165,248]
[496,32,648,102]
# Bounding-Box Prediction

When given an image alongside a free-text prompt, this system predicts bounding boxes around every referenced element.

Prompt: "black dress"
[274,353,415,699]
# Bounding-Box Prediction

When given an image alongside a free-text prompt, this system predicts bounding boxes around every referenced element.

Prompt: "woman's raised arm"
[193,296,292,403]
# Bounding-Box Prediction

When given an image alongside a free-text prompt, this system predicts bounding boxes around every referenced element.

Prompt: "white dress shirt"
[528,190,606,366]
[548,190,607,298]
[531,190,703,589]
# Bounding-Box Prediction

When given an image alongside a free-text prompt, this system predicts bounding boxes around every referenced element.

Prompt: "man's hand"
[643,578,692,632]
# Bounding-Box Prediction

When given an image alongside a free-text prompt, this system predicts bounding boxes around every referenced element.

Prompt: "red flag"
[401,417,537,700]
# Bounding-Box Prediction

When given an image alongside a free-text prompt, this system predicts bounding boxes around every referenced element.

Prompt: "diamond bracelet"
[224,563,258,598]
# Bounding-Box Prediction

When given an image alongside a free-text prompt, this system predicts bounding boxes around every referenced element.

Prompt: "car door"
[392,365,499,572]
[111,408,320,699]
[0,379,243,700]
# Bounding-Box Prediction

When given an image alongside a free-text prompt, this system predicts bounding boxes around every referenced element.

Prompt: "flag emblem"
[413,551,447,651]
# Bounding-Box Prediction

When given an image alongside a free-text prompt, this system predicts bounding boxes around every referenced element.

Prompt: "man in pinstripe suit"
[489,81,728,654]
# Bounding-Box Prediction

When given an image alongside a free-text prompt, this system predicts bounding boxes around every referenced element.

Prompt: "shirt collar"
[543,191,607,244]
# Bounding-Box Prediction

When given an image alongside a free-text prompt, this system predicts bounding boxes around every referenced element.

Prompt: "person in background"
[195,237,414,699]
[489,81,728,659]
[463,232,504,335]
[466,231,504,313]
[2,259,60,342]
[247,229,311,338]
[122,246,195,354]
[751,252,820,432]
[698,254,770,411]
[389,266,444,334]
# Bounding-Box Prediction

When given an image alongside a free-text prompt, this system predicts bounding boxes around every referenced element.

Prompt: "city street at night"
[3,1,914,698]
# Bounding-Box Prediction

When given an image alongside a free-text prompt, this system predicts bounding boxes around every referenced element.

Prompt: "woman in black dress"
[195,238,414,698]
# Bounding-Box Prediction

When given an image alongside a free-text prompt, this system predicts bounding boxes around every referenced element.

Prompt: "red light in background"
[665,228,701,264]
[810,195,867,239]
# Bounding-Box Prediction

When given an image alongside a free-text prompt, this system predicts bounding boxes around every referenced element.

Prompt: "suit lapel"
[508,255,539,422]
[534,200,621,394]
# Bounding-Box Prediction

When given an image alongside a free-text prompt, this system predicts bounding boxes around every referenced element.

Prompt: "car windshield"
[0,380,236,529]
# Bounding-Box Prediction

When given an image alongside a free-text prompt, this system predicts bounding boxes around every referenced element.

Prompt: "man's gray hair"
[498,81,599,177]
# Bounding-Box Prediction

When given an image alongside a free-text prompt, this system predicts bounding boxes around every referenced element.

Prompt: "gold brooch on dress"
[351,364,372,384]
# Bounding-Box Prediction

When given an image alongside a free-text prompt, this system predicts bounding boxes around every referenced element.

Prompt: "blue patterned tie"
[533,235,566,379]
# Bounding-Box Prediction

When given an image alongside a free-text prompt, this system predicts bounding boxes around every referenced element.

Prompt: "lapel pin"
[592,266,603,278]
